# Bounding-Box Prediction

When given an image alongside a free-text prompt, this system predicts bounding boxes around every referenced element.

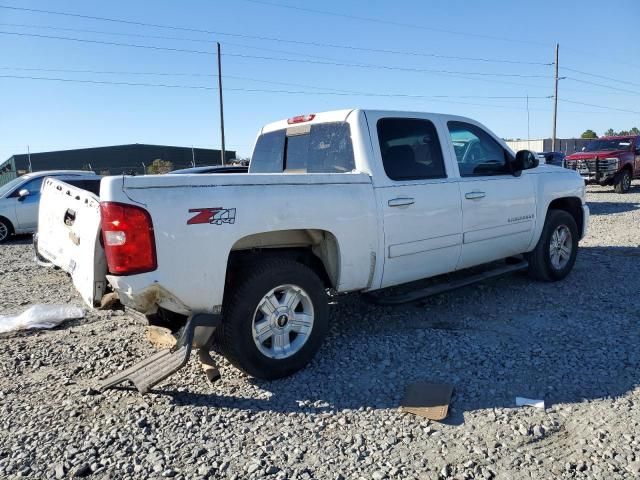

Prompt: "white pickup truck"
[38,109,589,392]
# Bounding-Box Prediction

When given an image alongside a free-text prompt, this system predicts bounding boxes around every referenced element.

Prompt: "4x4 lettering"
[187,208,237,225]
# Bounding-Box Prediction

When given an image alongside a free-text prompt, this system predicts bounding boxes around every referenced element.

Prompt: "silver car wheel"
[0,221,8,242]
[549,224,572,270]
[623,172,631,191]
[252,284,314,360]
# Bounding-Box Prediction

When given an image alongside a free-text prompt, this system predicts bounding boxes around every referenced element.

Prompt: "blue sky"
[0,0,638,160]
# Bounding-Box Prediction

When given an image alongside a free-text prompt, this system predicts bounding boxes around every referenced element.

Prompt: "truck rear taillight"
[287,114,315,124]
[100,202,157,275]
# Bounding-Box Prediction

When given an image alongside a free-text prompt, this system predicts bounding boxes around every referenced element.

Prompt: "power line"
[0,73,551,101]
[560,45,640,71]
[0,73,560,112]
[0,30,214,54]
[559,99,640,115]
[0,20,552,66]
[0,23,367,63]
[0,65,556,99]
[562,67,640,88]
[0,30,556,92]
[564,77,640,96]
[225,52,553,78]
[241,0,548,46]
[0,30,552,79]
[0,65,216,78]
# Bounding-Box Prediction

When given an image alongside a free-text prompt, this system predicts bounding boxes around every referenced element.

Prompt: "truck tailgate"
[37,177,107,307]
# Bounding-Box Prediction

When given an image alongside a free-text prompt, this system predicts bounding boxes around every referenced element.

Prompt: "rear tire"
[217,258,328,380]
[0,218,12,243]
[614,169,631,194]
[525,210,578,282]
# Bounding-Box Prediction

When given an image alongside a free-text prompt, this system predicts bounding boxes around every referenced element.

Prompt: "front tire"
[614,169,631,194]
[525,210,579,282]
[217,258,328,380]
[0,218,12,243]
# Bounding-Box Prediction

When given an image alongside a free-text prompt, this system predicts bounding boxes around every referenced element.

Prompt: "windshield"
[0,176,26,197]
[583,138,633,152]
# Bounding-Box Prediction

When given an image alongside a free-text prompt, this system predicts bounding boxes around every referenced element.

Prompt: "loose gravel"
[1,184,639,480]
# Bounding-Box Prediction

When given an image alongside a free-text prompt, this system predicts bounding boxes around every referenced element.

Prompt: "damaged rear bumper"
[106,275,193,316]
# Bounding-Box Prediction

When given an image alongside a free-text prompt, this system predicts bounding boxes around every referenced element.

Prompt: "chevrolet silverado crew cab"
[565,135,640,193]
[37,109,589,391]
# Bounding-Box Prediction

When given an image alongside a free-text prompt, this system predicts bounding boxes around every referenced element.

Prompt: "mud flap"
[97,313,221,394]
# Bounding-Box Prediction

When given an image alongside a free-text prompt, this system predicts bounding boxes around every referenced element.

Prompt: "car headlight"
[604,157,619,167]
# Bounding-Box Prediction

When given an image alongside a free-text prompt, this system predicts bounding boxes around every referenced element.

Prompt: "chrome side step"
[97,313,221,394]
[367,260,529,306]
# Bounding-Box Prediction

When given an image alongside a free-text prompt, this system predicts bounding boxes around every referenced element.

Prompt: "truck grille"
[566,157,618,175]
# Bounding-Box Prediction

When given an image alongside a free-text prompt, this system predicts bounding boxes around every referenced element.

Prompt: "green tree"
[580,129,598,139]
[630,127,640,135]
[604,128,616,136]
[147,159,173,174]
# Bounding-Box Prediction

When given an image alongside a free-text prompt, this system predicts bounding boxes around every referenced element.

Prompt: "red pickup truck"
[565,136,640,193]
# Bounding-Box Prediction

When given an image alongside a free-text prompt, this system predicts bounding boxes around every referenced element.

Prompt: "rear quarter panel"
[101,173,377,313]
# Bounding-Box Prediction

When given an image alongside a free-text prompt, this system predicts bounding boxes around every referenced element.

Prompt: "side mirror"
[511,150,539,176]
[17,189,30,201]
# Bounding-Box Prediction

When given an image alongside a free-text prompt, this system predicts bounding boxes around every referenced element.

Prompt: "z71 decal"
[187,207,237,225]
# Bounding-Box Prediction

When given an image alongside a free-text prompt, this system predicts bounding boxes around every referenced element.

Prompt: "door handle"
[465,191,486,200]
[388,197,415,207]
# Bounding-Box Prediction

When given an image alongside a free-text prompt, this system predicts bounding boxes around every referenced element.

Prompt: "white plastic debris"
[0,304,84,333]
[515,397,545,409]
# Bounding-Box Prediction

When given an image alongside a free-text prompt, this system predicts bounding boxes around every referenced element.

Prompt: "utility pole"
[191,145,196,167]
[526,94,530,151]
[217,42,226,165]
[27,145,32,172]
[552,43,559,152]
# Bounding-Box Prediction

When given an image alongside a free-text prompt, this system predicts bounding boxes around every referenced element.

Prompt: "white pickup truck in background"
[38,109,589,391]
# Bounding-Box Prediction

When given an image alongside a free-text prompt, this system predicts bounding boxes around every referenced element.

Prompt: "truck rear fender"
[227,229,342,289]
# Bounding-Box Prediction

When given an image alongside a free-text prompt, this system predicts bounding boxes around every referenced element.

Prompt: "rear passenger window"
[377,118,446,181]
[250,122,355,173]
[250,130,286,173]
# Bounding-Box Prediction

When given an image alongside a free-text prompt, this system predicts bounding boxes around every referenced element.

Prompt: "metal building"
[0,144,236,186]
[505,138,593,155]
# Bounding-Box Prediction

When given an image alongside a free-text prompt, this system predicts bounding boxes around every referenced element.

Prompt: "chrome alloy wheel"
[252,284,315,359]
[549,224,572,270]
[623,172,632,191]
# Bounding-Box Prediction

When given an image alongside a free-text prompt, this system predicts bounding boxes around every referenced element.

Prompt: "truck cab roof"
[260,109,482,134]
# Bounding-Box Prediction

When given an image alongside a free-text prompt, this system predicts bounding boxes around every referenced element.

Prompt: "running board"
[97,313,221,394]
[367,260,529,306]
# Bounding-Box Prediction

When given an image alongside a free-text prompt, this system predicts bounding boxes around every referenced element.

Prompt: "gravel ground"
[1,184,639,480]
